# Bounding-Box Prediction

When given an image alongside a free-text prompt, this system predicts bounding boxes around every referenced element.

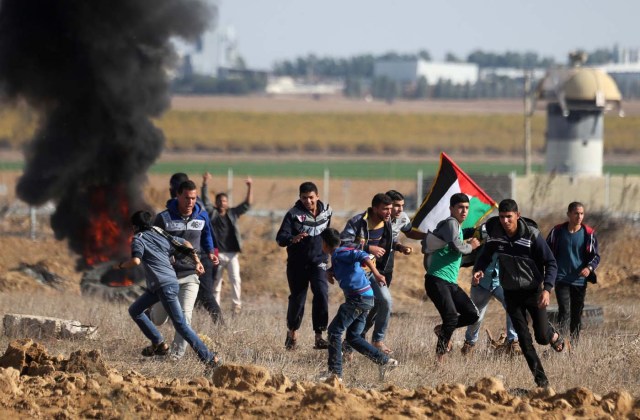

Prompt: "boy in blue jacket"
[320,228,398,382]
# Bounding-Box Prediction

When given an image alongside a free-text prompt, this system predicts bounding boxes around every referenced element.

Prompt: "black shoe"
[204,355,223,376]
[285,333,297,350]
[141,341,169,357]
[536,379,550,388]
[314,336,329,350]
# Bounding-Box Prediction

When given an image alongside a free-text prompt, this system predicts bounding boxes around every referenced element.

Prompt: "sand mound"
[0,340,638,418]
[212,364,271,390]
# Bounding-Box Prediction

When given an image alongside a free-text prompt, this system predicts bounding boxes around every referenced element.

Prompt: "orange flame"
[83,186,131,266]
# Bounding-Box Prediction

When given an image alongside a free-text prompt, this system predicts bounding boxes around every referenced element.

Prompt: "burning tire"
[80,261,147,303]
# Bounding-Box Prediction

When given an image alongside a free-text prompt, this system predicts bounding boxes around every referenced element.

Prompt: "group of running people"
[116,177,600,388]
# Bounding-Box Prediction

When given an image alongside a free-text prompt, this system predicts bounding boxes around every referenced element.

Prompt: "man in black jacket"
[473,199,567,388]
[276,182,332,350]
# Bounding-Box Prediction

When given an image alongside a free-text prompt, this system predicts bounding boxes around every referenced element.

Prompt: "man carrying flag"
[412,153,497,362]
[424,193,480,362]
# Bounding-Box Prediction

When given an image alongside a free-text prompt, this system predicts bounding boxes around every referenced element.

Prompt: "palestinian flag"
[412,152,497,232]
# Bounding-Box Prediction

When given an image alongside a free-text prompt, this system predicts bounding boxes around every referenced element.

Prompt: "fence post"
[30,206,37,240]
[604,172,610,212]
[510,171,517,201]
[416,169,423,212]
[227,168,234,206]
[323,168,330,204]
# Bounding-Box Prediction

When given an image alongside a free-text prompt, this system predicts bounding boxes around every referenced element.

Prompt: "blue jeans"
[327,294,389,376]
[129,283,215,364]
[367,273,393,343]
[362,271,393,342]
[465,285,518,345]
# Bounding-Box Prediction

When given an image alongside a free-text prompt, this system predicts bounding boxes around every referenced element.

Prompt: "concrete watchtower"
[536,52,623,176]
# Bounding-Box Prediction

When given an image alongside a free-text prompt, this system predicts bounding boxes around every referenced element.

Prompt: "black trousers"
[504,288,556,387]
[555,282,587,341]
[425,274,479,355]
[196,257,224,324]
[286,262,329,333]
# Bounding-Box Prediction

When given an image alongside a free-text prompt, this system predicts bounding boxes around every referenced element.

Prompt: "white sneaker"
[378,358,399,380]
[318,371,343,383]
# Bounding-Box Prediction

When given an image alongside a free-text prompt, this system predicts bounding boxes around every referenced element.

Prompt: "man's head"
[449,193,470,224]
[177,180,198,216]
[567,201,585,226]
[169,172,189,199]
[321,227,341,254]
[498,199,520,236]
[371,193,393,222]
[299,182,319,213]
[386,190,405,219]
[131,210,153,232]
[215,192,229,211]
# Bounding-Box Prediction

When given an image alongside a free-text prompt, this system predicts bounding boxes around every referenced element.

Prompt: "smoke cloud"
[0,0,212,260]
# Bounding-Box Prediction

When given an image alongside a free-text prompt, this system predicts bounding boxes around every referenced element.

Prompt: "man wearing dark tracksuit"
[474,199,567,388]
[276,182,332,350]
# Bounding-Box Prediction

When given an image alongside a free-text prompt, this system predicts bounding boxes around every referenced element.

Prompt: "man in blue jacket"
[276,181,332,350]
[473,199,566,388]
[150,180,219,359]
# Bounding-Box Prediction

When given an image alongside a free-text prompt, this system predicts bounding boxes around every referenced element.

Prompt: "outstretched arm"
[245,176,253,206]
[201,172,214,212]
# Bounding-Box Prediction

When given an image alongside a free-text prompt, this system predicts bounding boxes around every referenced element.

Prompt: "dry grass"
[1,98,640,155]
[1,185,639,396]
[1,288,639,395]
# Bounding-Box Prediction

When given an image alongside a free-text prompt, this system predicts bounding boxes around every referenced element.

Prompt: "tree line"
[171,47,640,99]
[273,49,559,79]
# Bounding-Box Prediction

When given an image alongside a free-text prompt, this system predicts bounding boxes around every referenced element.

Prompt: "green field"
[2,159,638,179]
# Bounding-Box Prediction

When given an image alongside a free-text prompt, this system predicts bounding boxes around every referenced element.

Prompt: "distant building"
[595,62,640,98]
[478,67,546,82]
[374,59,478,85]
[612,45,640,64]
[173,0,222,77]
[265,76,344,96]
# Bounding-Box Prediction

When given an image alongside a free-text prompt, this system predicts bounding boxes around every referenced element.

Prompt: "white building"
[374,59,478,85]
[265,77,344,96]
[478,67,547,81]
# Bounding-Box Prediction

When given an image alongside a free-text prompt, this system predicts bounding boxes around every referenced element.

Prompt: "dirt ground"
[1,338,638,419]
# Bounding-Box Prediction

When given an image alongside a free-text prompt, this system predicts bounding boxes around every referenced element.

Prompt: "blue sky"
[219,0,637,69]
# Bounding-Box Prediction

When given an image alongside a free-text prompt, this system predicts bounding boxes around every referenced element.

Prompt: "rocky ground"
[1,338,638,419]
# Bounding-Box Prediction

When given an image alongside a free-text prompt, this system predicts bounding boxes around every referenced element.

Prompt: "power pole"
[523,70,532,176]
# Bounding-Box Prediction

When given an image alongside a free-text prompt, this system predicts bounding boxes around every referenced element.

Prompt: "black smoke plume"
[0,0,212,262]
